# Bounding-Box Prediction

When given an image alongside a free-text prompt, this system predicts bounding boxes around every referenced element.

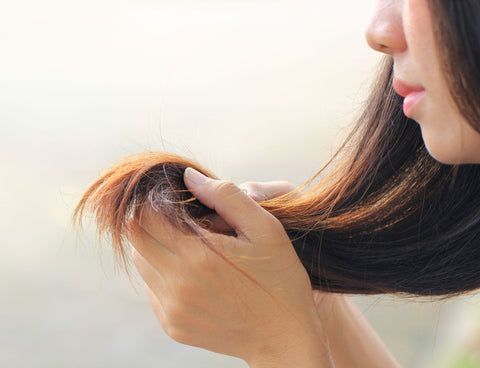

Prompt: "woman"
[75,0,480,366]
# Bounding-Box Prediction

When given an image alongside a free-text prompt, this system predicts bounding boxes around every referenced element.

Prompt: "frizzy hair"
[74,1,480,297]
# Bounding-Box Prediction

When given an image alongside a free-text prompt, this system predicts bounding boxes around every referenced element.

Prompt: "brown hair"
[74,1,480,297]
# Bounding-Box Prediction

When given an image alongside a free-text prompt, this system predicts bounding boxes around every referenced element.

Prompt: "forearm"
[316,294,401,368]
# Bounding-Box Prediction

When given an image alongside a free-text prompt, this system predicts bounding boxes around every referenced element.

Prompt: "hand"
[130,169,332,367]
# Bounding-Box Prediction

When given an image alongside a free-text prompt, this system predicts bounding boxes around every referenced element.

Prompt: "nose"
[365,1,407,55]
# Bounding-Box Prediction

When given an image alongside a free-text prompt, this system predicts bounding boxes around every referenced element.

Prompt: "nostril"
[378,43,392,53]
[365,27,386,53]
[365,23,406,55]
[364,4,407,56]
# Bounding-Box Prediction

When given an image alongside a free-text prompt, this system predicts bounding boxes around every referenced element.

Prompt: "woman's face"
[365,0,480,164]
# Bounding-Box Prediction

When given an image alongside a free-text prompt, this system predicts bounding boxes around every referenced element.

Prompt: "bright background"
[2,0,479,367]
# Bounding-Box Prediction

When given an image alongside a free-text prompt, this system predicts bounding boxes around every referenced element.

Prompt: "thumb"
[239,181,297,202]
[184,167,273,238]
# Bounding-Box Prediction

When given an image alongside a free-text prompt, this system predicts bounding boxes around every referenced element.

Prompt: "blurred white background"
[1,0,479,367]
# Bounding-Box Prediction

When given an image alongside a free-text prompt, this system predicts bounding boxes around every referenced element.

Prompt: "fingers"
[129,215,177,263]
[132,247,164,285]
[184,168,278,239]
[199,181,296,234]
[239,181,297,202]
[132,248,169,328]
[202,181,296,233]
[145,284,168,329]
[132,205,210,258]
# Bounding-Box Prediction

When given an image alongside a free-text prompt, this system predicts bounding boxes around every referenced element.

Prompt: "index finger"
[184,168,280,240]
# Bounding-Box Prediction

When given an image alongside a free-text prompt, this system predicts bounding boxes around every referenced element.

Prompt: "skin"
[366,0,480,164]
[132,172,399,367]
[131,169,334,367]
[131,0,480,366]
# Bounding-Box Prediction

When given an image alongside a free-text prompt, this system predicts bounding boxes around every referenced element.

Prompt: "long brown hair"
[74,1,480,297]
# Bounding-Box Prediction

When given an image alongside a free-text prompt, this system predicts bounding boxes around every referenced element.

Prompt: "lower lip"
[403,90,426,117]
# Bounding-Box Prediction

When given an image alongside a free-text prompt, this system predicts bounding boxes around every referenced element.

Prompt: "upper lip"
[392,79,425,98]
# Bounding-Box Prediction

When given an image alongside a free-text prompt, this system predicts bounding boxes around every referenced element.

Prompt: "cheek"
[403,0,435,64]
[404,0,431,30]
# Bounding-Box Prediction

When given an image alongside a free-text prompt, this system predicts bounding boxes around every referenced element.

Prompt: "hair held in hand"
[75,70,480,298]
[75,2,480,299]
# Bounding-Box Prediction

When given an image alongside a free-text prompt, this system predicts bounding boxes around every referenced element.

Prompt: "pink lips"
[392,79,426,117]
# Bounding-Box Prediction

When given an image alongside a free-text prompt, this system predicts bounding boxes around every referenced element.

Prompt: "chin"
[424,143,480,165]
[420,113,480,164]
[422,135,461,164]
[421,128,475,165]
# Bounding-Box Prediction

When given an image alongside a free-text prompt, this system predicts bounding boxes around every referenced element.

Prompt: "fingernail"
[184,167,210,186]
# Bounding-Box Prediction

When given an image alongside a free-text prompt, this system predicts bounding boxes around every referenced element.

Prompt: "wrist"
[313,293,401,368]
[245,318,333,368]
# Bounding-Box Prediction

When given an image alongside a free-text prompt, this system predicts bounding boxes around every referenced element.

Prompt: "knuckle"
[162,305,192,345]
[263,213,285,233]
[167,325,189,344]
[241,182,266,201]
[212,180,240,200]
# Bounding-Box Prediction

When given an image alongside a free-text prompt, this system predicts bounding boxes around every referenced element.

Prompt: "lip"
[393,79,426,118]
